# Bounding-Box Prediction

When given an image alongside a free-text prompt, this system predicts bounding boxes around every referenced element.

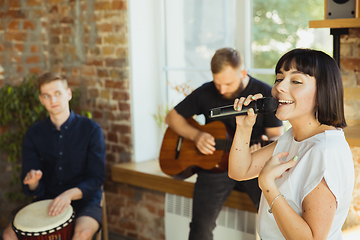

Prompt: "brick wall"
[0,1,150,239]
[105,182,165,240]
[341,28,360,230]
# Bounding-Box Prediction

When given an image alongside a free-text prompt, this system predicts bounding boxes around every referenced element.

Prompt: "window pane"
[164,0,236,108]
[252,0,332,69]
[165,0,236,69]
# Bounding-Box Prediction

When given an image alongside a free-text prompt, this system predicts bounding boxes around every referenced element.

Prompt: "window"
[163,0,332,96]
[164,0,236,110]
[250,0,332,85]
[129,0,332,162]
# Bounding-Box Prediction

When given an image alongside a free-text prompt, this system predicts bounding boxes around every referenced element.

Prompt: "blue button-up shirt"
[21,111,106,204]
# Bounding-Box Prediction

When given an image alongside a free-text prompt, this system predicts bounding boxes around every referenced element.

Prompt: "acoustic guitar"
[159,118,271,180]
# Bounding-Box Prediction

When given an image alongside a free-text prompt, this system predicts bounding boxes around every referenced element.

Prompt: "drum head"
[13,199,73,232]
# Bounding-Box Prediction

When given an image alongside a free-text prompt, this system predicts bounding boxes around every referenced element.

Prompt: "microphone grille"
[257,97,278,113]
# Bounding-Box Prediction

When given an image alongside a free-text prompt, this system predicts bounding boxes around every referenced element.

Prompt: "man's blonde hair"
[37,72,68,92]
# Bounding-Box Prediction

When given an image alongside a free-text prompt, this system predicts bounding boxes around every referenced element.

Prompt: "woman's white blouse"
[257,128,354,240]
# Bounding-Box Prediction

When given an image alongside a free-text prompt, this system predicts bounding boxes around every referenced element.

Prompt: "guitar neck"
[215,139,273,151]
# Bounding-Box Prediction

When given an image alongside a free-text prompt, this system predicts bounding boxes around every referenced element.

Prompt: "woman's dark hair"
[275,48,346,128]
[211,48,243,74]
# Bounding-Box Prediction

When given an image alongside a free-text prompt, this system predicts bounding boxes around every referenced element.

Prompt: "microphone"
[209,97,278,119]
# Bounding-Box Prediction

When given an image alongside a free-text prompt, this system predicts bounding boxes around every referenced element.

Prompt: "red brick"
[112,124,131,134]
[112,91,129,101]
[26,55,40,64]
[12,55,21,63]
[0,10,26,19]
[83,67,96,76]
[112,145,126,153]
[29,67,42,74]
[342,58,360,71]
[5,31,26,41]
[103,46,115,56]
[105,58,127,68]
[93,110,103,119]
[48,0,65,4]
[50,36,60,44]
[97,69,109,77]
[110,69,128,79]
[71,67,81,77]
[68,77,80,87]
[84,36,102,45]
[23,20,36,30]
[14,43,25,52]
[98,23,112,32]
[26,0,42,7]
[119,103,130,111]
[62,36,70,44]
[30,45,40,53]
[119,135,131,145]
[0,44,4,52]
[62,26,71,34]
[100,90,110,99]
[119,112,130,121]
[16,65,23,74]
[49,5,58,13]
[32,9,47,18]
[104,35,126,45]
[112,1,127,10]
[8,20,20,30]
[108,132,118,143]
[60,17,74,24]
[105,79,128,89]
[87,58,103,66]
[9,1,21,9]
[115,48,128,58]
[0,0,4,8]
[119,221,137,232]
[88,88,99,98]
[105,111,116,121]
[94,1,112,11]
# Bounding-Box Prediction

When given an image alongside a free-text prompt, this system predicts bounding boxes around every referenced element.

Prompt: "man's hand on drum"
[23,169,43,191]
[48,193,71,216]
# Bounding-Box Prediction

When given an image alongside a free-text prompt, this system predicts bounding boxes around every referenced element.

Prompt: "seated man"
[2,72,106,240]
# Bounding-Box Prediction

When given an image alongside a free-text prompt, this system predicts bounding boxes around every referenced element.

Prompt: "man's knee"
[72,216,99,240]
[3,223,17,240]
[72,228,94,240]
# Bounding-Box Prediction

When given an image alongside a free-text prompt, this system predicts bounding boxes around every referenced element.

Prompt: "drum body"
[12,199,75,240]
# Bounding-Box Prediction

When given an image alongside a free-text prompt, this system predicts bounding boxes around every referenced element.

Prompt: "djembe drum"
[12,199,75,240]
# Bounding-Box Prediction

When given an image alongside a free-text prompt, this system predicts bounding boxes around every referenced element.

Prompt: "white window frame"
[129,0,262,162]
[235,0,275,76]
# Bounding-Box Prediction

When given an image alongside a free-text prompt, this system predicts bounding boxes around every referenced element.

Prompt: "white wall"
[128,0,165,162]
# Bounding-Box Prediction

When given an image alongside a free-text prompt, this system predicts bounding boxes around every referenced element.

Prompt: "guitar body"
[159,118,230,180]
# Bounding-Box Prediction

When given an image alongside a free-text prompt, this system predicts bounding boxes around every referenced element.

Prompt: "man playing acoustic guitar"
[165,48,283,240]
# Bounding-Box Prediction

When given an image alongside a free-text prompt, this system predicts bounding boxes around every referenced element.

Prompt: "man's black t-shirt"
[174,76,282,141]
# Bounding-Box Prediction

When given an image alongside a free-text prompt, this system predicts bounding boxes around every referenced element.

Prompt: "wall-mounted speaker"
[327,0,356,19]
